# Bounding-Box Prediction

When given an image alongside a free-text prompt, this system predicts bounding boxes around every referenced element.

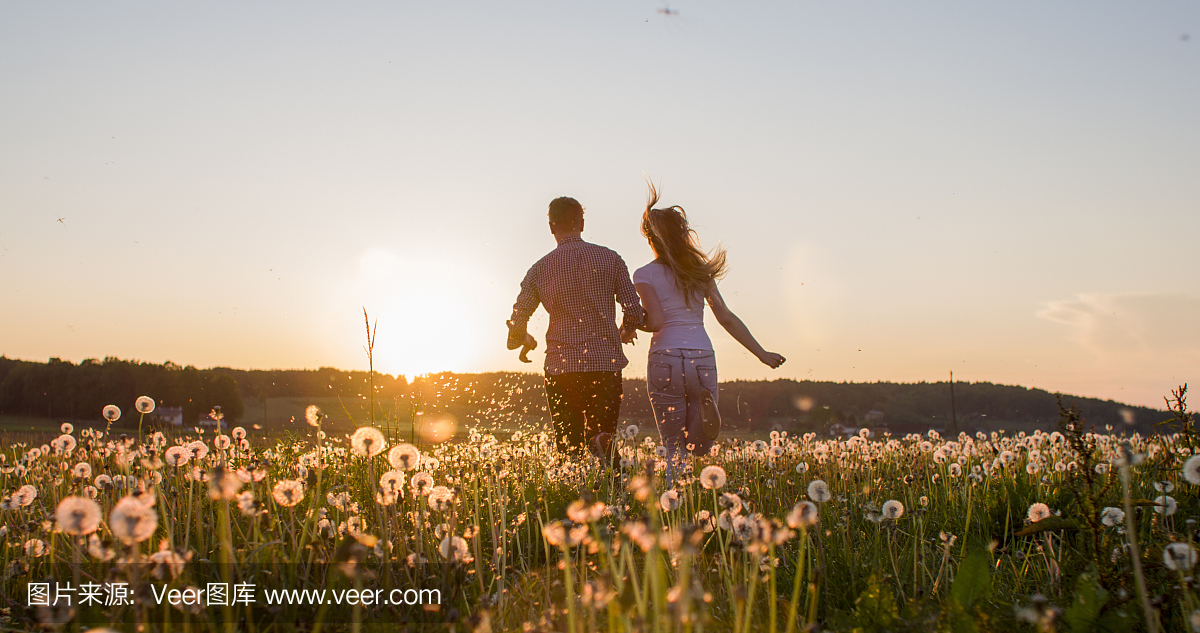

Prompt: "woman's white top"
[632,261,714,353]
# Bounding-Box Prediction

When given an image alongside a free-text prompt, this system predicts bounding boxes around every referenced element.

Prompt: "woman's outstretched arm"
[705,280,786,368]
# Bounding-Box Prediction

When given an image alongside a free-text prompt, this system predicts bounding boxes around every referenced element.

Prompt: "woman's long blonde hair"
[641,181,727,306]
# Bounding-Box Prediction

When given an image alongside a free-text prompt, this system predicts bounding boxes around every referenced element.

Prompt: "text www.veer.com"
[262,588,441,606]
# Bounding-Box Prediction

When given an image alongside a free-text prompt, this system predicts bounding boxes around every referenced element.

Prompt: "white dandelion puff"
[272,480,305,507]
[135,396,155,414]
[56,496,102,535]
[1100,507,1125,527]
[1183,455,1200,485]
[1027,503,1052,523]
[882,500,905,520]
[388,444,421,471]
[1154,495,1177,516]
[786,501,819,527]
[351,427,387,457]
[1164,542,1197,571]
[109,495,158,544]
[700,465,727,490]
[807,480,832,503]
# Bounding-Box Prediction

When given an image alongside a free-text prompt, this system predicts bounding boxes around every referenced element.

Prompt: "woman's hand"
[758,351,786,369]
[621,328,638,344]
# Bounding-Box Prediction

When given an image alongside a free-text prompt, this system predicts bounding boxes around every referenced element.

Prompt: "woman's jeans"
[646,348,718,475]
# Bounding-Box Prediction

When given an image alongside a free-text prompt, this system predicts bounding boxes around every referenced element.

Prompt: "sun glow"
[356,248,487,378]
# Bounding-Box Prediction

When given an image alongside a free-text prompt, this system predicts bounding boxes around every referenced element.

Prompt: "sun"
[356,248,486,379]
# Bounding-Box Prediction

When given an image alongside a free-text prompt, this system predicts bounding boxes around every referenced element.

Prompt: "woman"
[629,183,785,473]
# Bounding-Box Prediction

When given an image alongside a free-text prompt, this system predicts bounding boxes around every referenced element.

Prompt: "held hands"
[621,328,638,345]
[758,351,786,369]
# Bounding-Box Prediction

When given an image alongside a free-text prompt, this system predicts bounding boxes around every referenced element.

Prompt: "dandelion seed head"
[272,480,305,507]
[807,480,832,503]
[786,501,819,527]
[109,495,158,544]
[1184,455,1200,485]
[700,465,727,490]
[1154,495,1177,516]
[1100,507,1125,527]
[882,500,905,520]
[1164,542,1198,571]
[56,496,102,535]
[388,443,421,471]
[135,396,155,414]
[351,427,387,457]
[102,405,121,422]
[1027,503,1052,523]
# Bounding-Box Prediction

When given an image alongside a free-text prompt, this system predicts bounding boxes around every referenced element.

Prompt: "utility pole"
[949,371,958,436]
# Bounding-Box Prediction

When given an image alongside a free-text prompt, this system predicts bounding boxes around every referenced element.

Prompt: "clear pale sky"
[2,2,1197,408]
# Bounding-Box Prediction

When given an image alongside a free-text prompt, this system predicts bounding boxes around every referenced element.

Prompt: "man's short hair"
[548,197,584,225]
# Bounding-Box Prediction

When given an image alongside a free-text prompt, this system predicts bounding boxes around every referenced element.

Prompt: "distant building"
[154,407,184,427]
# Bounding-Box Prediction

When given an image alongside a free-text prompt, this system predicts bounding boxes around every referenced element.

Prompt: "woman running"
[628,183,786,476]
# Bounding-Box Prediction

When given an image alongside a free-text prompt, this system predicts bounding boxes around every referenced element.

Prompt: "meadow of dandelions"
[1,399,1199,632]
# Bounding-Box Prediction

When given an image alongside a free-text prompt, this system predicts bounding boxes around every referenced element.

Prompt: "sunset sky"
[2,2,1197,408]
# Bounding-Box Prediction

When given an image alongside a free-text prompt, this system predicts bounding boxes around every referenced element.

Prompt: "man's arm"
[614,255,645,336]
[507,265,540,350]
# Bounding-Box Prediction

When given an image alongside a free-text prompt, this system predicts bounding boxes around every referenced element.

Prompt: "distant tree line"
[0,357,244,424]
[1,356,1175,435]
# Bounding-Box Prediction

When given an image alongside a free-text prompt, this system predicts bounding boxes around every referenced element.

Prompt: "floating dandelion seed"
[1100,507,1125,527]
[700,465,727,489]
[135,396,155,414]
[787,501,819,527]
[102,405,121,422]
[1154,495,1177,516]
[1164,542,1197,571]
[56,496,102,535]
[272,480,305,507]
[351,427,386,457]
[388,444,421,471]
[109,495,158,544]
[882,500,905,520]
[1027,503,1052,523]
[807,480,831,503]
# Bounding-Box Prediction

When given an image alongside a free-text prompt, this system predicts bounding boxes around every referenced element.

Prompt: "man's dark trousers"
[544,371,622,456]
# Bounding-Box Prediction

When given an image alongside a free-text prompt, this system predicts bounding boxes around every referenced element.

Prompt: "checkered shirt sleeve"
[507,237,645,374]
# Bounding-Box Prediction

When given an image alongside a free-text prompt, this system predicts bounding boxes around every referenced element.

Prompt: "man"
[507,196,644,458]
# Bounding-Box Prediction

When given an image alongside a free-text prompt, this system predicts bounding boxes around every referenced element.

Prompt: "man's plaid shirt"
[508,236,644,375]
